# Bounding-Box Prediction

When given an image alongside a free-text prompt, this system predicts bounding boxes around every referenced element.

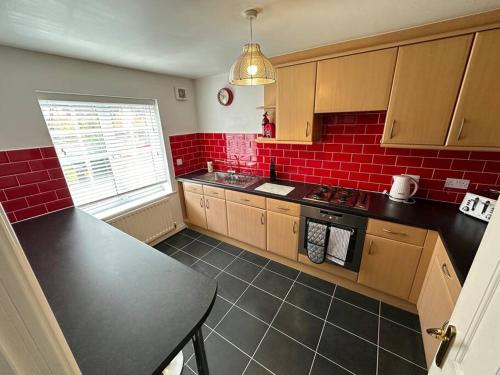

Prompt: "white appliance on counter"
[388,175,419,203]
[459,189,498,222]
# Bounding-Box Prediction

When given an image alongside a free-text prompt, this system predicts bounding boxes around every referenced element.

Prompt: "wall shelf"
[255,137,313,145]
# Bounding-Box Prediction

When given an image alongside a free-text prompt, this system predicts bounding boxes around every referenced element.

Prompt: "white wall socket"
[176,158,183,166]
[444,178,470,189]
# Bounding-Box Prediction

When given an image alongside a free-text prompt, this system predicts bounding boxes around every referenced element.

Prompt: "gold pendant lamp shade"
[229,9,276,86]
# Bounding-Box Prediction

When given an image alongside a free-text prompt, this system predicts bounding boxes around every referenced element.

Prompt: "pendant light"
[229,9,276,86]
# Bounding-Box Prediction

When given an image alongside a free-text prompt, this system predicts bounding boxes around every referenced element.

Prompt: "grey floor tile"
[243,360,273,375]
[203,248,236,269]
[171,251,197,266]
[381,302,421,331]
[254,328,315,375]
[327,298,379,343]
[191,261,220,279]
[379,319,426,368]
[216,272,249,303]
[239,251,268,266]
[318,323,377,375]
[205,296,232,329]
[310,355,352,375]
[286,283,331,318]
[182,240,214,258]
[265,261,299,279]
[197,233,221,246]
[378,348,427,375]
[154,242,178,256]
[217,242,244,256]
[216,307,268,356]
[180,228,201,239]
[272,303,324,349]
[237,286,282,323]
[166,232,194,249]
[297,273,335,295]
[334,286,380,313]
[225,258,262,283]
[252,269,293,299]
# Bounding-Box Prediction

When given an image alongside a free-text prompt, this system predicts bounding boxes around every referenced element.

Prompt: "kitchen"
[1,2,500,375]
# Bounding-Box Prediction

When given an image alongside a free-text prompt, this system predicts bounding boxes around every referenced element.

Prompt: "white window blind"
[38,94,170,209]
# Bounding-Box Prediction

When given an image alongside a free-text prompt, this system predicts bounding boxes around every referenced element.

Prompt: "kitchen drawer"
[183,181,204,195]
[226,190,266,209]
[266,198,300,217]
[434,237,462,304]
[367,219,427,246]
[203,185,225,199]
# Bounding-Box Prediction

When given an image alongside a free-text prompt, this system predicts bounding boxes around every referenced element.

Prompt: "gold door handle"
[205,198,209,209]
[241,198,250,202]
[457,118,465,141]
[277,207,290,211]
[383,228,407,236]
[261,213,265,225]
[442,263,452,279]
[367,240,374,255]
[305,122,310,137]
[426,321,457,368]
[200,197,204,208]
[293,221,298,234]
[389,119,396,139]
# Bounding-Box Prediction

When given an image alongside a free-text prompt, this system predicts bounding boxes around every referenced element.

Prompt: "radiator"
[107,197,177,244]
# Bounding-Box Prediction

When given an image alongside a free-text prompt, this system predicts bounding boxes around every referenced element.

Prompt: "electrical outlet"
[445,178,470,189]
[403,174,420,183]
[176,158,183,166]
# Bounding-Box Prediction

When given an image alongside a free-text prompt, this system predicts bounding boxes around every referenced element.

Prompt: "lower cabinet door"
[184,191,207,229]
[226,201,266,249]
[417,253,455,368]
[358,234,422,299]
[205,196,227,236]
[267,211,299,260]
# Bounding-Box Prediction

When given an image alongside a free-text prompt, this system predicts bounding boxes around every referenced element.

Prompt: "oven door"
[299,215,366,272]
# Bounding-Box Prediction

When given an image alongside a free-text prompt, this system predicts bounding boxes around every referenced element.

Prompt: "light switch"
[176,158,183,166]
[445,178,470,189]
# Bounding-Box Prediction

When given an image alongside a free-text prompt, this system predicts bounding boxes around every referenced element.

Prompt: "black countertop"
[14,207,217,375]
[178,170,489,284]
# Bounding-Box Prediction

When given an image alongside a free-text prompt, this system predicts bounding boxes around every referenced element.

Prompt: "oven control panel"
[459,192,496,222]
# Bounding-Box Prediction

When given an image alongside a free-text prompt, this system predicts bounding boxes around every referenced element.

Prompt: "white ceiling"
[1,0,499,79]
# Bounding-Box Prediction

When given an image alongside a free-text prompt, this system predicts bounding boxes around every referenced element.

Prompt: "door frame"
[0,206,80,374]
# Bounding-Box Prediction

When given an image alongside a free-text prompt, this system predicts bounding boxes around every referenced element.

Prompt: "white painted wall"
[195,72,264,133]
[0,45,198,150]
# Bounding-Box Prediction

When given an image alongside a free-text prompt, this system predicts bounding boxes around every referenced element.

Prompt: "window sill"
[92,190,177,222]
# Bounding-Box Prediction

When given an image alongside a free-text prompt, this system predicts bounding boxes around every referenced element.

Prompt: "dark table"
[14,207,216,375]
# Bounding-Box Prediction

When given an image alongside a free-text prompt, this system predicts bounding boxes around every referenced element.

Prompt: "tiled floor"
[154,229,428,375]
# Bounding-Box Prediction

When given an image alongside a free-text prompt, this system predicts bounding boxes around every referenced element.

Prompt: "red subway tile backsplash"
[0,147,74,223]
[169,111,500,205]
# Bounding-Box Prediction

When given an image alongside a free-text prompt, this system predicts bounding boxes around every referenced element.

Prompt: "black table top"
[178,170,489,284]
[13,207,217,375]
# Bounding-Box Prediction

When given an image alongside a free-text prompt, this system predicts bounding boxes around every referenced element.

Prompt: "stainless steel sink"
[193,171,262,188]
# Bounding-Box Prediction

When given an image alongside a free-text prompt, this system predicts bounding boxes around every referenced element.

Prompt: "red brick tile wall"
[169,111,500,204]
[0,147,74,223]
[169,133,205,176]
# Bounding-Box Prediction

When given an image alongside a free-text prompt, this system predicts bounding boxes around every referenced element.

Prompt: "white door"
[429,205,500,374]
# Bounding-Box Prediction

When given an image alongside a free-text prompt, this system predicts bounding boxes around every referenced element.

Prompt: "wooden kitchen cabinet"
[276,62,318,142]
[315,48,397,113]
[184,191,207,229]
[417,237,461,367]
[204,196,227,236]
[446,29,500,148]
[382,35,473,146]
[226,201,267,250]
[358,234,423,299]
[267,211,299,260]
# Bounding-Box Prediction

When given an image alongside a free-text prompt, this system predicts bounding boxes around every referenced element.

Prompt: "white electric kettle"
[389,175,419,202]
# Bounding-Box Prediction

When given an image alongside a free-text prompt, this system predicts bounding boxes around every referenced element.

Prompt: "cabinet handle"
[389,119,396,139]
[457,118,465,141]
[293,221,298,234]
[199,197,204,208]
[442,263,452,279]
[383,228,407,236]
[277,206,290,211]
[240,198,250,202]
[261,213,265,225]
[205,198,209,209]
[305,122,310,137]
[368,240,374,255]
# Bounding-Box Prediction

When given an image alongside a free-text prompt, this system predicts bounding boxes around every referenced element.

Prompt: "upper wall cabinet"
[446,29,500,148]
[315,48,397,113]
[276,62,318,142]
[381,35,473,146]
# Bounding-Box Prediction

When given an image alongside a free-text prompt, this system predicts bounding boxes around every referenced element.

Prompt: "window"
[38,93,171,215]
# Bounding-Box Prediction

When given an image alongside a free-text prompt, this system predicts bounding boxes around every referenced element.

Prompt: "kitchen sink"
[193,171,262,188]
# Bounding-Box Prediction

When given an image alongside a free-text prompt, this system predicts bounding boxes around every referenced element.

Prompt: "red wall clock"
[217,87,234,106]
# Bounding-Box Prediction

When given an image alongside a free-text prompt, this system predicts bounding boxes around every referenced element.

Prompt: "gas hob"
[303,185,371,210]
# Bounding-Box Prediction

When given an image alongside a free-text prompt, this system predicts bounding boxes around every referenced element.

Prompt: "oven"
[299,205,367,272]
